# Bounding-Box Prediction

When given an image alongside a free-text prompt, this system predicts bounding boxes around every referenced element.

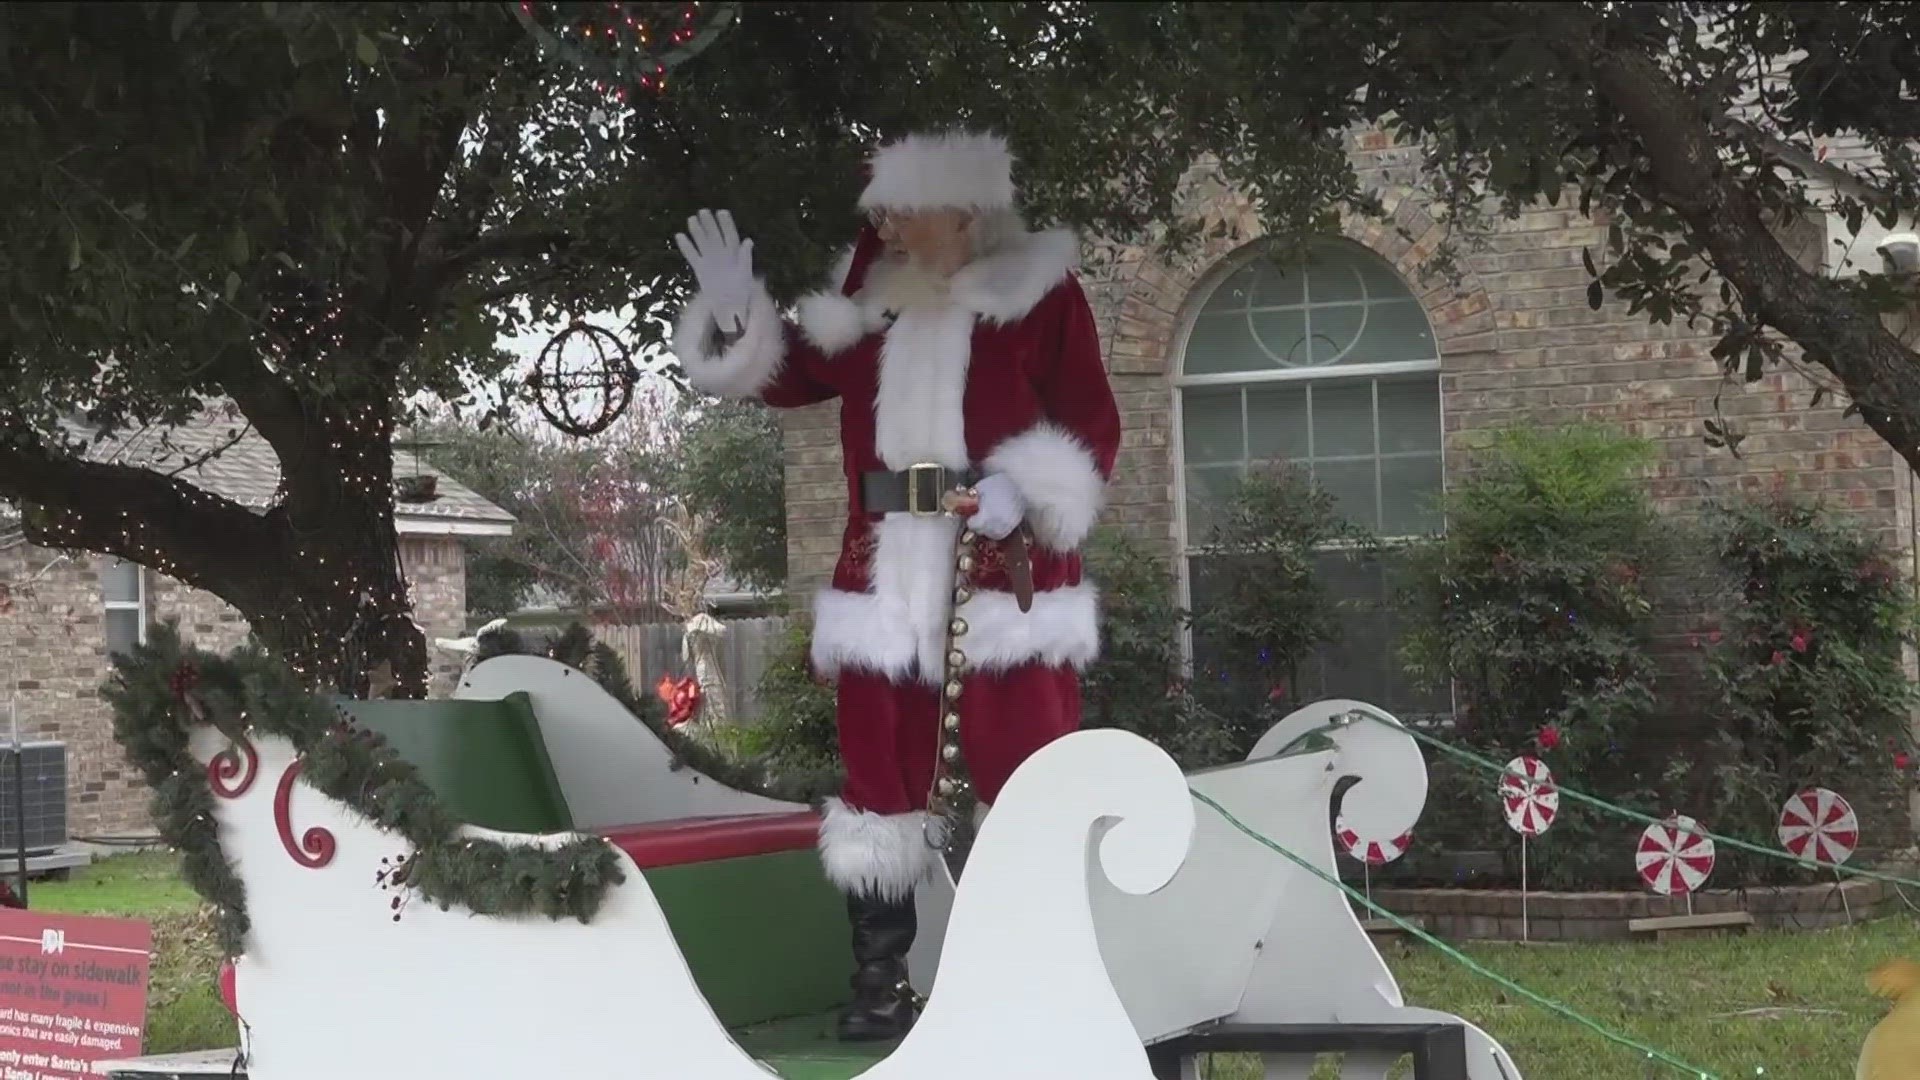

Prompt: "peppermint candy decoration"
[1777,787,1859,867]
[1499,755,1559,837]
[1636,815,1716,896]
[1337,816,1411,866]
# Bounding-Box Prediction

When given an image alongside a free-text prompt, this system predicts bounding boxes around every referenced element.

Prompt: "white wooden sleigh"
[166,654,1521,1080]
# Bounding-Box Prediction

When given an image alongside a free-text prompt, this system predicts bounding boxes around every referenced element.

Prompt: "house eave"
[396,516,515,538]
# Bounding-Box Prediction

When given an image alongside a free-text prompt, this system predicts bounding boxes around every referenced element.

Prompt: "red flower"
[1790,627,1811,653]
[1268,682,1289,702]
[1897,752,1912,772]
[1769,650,1786,666]
[1707,628,1723,645]
[1537,725,1562,751]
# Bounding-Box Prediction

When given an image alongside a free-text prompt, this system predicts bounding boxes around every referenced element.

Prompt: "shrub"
[1187,465,1377,755]
[732,616,843,797]
[1395,425,1668,889]
[1676,492,1920,884]
[1081,528,1239,768]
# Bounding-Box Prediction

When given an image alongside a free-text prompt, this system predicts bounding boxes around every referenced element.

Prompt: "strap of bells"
[922,523,977,851]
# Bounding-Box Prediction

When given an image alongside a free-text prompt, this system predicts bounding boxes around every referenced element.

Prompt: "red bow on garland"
[655,674,703,727]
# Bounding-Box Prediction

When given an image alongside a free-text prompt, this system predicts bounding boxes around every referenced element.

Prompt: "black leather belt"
[860,464,981,515]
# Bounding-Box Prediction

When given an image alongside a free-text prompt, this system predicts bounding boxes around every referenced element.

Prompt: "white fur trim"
[795,291,872,354]
[954,583,1101,674]
[859,131,1015,212]
[951,227,1080,324]
[811,515,961,684]
[818,798,937,900]
[671,283,785,398]
[875,304,973,470]
[984,422,1106,551]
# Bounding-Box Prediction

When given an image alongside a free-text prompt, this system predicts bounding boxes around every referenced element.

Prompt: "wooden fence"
[590,616,790,724]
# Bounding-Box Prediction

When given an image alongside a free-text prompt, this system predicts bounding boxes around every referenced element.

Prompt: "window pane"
[1310,381,1375,458]
[101,559,140,604]
[104,609,142,658]
[1313,459,1378,530]
[1377,377,1443,454]
[1183,313,1255,376]
[1245,384,1309,462]
[1184,465,1241,542]
[1354,299,1440,364]
[1250,260,1304,308]
[1201,263,1261,315]
[1307,257,1366,303]
[1358,256,1414,299]
[1181,387,1243,464]
[1381,454,1444,537]
[1248,309,1309,368]
[1310,304,1367,365]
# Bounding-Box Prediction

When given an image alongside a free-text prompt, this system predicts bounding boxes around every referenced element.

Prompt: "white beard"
[859,256,957,313]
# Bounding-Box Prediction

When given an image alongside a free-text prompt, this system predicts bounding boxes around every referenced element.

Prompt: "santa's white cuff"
[983,422,1107,551]
[817,798,939,901]
[672,282,784,398]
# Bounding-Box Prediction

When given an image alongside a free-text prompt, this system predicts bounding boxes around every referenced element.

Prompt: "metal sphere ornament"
[529,320,639,438]
[510,2,739,100]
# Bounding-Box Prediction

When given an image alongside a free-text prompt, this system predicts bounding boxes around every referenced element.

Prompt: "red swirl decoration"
[207,737,259,799]
[273,760,336,869]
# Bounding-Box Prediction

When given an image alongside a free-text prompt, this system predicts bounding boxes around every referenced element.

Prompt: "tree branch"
[0,432,281,599]
[1590,48,1920,474]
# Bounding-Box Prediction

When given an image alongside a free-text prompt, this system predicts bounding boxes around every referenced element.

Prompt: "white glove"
[966,473,1026,540]
[674,209,756,335]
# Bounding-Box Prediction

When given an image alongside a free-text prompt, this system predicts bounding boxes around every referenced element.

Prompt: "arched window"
[1175,239,1448,718]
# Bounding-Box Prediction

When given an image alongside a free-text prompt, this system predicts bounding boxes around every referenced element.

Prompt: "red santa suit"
[671,132,1119,908]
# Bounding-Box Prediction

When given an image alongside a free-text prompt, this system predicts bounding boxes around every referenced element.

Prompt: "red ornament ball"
[1536,724,1562,751]
[1896,751,1912,772]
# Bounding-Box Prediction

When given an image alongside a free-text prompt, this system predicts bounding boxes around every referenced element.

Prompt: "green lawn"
[28,852,1916,1078]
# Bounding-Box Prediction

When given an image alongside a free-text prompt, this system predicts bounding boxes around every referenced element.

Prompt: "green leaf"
[171,3,197,41]
[174,234,196,260]
[1810,387,1827,409]
[1582,247,1597,277]
[67,234,81,271]
[1586,280,1603,310]
[227,228,250,266]
[223,271,240,301]
[356,32,379,66]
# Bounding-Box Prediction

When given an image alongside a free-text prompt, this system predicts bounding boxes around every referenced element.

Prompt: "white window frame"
[102,557,147,653]
[1170,239,1447,685]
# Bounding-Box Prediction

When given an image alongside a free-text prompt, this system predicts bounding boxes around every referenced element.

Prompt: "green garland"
[105,621,625,958]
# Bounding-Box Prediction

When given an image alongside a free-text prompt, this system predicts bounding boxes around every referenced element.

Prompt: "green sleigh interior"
[338,693,883,1079]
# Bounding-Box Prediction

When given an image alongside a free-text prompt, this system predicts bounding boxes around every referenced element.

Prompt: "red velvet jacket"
[674,227,1120,686]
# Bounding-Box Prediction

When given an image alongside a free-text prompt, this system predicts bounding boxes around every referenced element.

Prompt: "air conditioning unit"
[0,742,68,855]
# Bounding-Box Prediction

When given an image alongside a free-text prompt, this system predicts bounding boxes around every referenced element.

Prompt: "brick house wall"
[0,536,472,838]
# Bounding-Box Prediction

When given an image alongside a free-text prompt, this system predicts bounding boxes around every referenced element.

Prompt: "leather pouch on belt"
[1003,526,1035,613]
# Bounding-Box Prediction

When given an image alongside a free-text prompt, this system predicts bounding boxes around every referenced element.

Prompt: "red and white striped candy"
[1499,755,1559,837]
[1777,787,1858,867]
[1636,815,1715,895]
[1337,816,1411,866]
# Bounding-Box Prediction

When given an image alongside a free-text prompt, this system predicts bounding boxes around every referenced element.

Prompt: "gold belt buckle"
[906,463,946,516]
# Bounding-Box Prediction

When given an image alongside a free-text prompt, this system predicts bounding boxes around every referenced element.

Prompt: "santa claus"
[671,129,1118,1040]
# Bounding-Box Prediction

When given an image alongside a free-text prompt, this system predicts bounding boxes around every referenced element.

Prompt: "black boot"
[836,891,920,1042]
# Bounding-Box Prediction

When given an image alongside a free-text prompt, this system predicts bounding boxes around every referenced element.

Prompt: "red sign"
[0,910,151,1079]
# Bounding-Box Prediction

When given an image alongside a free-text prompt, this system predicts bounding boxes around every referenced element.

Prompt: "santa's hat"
[794,130,1016,353]
[857,130,1016,213]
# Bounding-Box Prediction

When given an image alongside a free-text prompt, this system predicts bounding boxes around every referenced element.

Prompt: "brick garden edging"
[1370,879,1900,941]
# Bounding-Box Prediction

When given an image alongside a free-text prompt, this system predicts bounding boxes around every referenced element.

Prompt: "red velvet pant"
[836,662,1082,814]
